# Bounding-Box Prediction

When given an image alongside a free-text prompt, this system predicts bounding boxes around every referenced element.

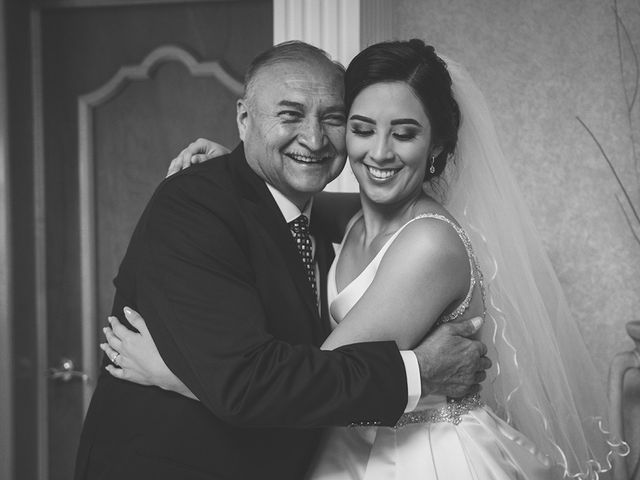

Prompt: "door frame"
[0,0,14,478]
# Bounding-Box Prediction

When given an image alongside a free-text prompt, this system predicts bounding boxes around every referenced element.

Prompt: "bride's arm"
[321,218,471,351]
[166,138,231,177]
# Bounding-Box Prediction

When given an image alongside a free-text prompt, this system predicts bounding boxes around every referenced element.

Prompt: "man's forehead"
[281,75,342,97]
[257,60,341,88]
[253,63,344,107]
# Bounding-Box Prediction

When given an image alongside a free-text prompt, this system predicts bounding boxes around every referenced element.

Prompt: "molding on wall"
[29,8,49,480]
[0,0,14,477]
[77,44,243,412]
[273,0,360,67]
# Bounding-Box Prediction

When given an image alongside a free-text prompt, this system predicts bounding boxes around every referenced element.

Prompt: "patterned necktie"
[289,215,318,305]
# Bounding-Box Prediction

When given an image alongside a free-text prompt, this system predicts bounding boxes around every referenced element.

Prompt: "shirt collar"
[266,183,313,224]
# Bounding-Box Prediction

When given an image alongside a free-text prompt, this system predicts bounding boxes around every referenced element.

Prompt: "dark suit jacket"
[74,145,407,480]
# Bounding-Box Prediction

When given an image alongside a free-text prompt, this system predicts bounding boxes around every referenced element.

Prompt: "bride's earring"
[429,154,436,174]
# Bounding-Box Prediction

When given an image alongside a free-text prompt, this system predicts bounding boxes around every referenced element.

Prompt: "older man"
[75,41,487,480]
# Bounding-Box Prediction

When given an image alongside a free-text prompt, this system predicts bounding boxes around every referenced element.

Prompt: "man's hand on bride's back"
[166,138,230,177]
[414,316,490,399]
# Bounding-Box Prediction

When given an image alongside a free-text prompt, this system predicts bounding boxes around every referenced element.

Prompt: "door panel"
[36,2,272,478]
[93,59,242,341]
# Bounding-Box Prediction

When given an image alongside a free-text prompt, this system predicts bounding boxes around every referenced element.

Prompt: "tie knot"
[289,215,309,234]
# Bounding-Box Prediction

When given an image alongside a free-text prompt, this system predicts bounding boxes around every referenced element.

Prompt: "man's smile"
[286,151,334,164]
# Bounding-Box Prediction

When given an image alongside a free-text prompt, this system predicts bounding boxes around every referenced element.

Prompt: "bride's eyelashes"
[350,126,374,137]
[392,130,417,141]
[349,125,418,141]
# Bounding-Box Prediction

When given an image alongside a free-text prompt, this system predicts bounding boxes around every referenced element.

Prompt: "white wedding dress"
[307,212,556,480]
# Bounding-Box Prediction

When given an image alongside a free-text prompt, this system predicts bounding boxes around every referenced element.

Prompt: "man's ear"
[237,98,249,141]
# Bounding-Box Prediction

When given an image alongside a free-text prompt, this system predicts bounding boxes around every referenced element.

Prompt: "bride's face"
[347,81,432,207]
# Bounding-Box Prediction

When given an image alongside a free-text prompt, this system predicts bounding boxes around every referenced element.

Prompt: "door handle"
[48,358,90,383]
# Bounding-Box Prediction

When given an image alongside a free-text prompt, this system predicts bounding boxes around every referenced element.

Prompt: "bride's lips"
[364,164,403,181]
[286,152,334,165]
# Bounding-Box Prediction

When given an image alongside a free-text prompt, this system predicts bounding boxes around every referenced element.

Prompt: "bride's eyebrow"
[349,114,374,123]
[390,118,421,127]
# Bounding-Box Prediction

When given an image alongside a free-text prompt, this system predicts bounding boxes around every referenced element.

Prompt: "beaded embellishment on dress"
[395,394,484,427]
[417,213,486,324]
[393,213,487,427]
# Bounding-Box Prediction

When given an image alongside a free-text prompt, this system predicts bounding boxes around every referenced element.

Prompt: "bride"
[102,40,626,479]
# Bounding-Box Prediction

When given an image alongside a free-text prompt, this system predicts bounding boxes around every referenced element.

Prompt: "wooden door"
[31,1,272,478]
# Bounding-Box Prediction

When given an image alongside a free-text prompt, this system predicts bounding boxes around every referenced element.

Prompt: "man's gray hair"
[243,40,345,101]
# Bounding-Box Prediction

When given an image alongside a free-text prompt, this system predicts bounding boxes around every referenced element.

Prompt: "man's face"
[237,60,347,208]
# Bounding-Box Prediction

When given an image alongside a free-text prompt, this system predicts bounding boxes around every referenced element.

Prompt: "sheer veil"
[430,58,629,479]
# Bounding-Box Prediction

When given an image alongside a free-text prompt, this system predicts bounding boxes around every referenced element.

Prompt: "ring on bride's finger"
[112,352,120,366]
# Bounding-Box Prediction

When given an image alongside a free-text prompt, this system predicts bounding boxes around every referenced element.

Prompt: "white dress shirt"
[266,184,420,413]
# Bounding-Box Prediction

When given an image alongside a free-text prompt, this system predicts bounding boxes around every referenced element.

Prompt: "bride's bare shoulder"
[377,201,470,297]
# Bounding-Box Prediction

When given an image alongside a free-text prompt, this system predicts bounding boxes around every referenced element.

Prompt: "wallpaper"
[394,0,640,384]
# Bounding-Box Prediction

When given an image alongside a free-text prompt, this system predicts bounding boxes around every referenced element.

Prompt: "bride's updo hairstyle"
[345,39,460,180]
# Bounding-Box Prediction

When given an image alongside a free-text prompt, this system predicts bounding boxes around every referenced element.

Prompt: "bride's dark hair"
[345,39,460,180]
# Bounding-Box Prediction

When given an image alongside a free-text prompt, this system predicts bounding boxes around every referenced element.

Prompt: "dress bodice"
[327,211,484,329]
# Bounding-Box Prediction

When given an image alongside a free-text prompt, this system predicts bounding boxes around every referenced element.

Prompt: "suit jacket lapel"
[229,145,322,328]
[312,226,335,339]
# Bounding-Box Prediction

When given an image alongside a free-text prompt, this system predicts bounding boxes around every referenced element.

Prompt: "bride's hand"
[166,138,231,177]
[101,307,197,400]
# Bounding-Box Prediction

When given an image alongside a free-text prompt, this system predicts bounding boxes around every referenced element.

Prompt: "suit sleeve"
[127,174,407,428]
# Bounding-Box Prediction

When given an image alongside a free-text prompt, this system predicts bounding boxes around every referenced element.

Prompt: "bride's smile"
[363,164,403,181]
[346,81,436,207]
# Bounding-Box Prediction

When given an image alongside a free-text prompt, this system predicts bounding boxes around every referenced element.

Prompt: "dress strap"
[403,213,484,323]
